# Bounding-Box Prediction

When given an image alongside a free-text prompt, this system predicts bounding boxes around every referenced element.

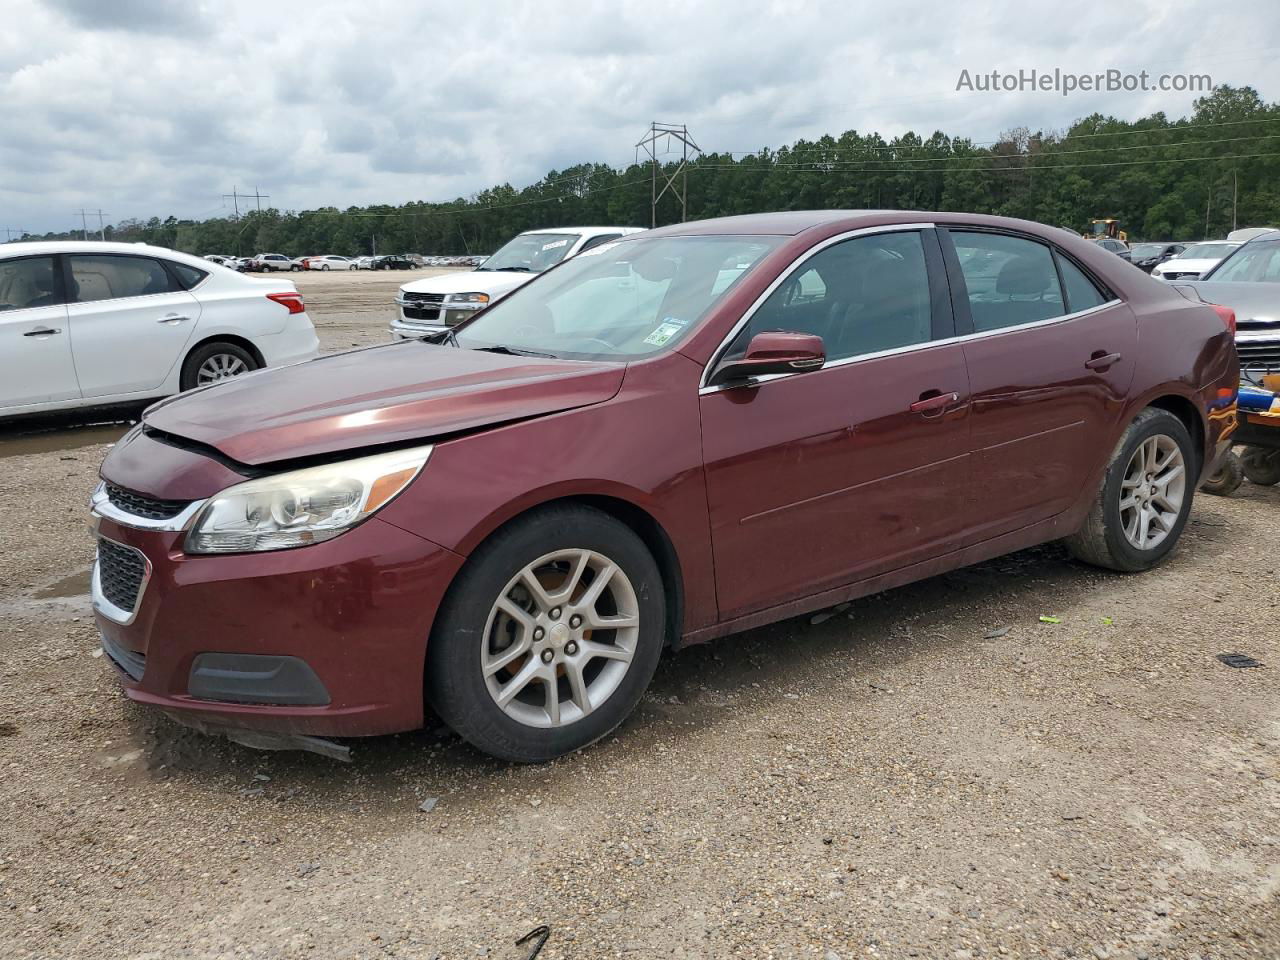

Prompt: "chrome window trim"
[91,536,152,626]
[698,297,1123,396]
[699,223,935,391]
[90,481,207,532]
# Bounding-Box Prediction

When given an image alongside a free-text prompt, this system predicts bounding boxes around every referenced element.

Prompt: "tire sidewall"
[180,342,258,391]
[1099,411,1196,570]
[428,507,665,762]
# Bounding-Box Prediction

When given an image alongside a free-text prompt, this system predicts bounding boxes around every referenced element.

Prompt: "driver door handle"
[1085,351,1122,371]
[909,391,960,414]
[23,327,61,337]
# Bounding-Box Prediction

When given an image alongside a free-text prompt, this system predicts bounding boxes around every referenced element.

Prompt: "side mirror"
[708,331,825,387]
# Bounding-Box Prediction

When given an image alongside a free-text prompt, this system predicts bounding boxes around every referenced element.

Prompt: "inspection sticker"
[540,238,570,251]
[643,318,685,346]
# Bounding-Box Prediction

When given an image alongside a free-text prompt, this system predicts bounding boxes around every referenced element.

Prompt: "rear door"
[64,254,201,398]
[940,228,1137,544]
[700,227,972,619]
[0,254,80,410]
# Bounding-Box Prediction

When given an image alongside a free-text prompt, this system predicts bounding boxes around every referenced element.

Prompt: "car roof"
[0,240,213,270]
[639,209,1094,239]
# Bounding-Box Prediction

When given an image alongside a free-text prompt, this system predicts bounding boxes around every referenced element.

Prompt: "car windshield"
[1129,244,1166,258]
[476,233,583,273]
[454,235,783,360]
[1177,243,1235,260]
[1205,240,1280,283]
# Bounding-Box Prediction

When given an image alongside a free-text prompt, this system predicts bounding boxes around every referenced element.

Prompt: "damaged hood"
[144,341,625,465]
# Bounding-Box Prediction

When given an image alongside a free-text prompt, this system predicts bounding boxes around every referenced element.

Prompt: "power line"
[74,209,107,240]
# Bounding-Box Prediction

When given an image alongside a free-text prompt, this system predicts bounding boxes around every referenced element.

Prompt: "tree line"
[16,85,1280,257]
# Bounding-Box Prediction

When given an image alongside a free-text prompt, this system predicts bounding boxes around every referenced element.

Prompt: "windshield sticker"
[643,319,685,347]
[540,239,571,251]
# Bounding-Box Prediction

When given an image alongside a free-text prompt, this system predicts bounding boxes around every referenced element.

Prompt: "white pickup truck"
[390,226,642,339]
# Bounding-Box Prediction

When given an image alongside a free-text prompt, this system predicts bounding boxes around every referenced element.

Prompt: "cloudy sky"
[2,0,1278,234]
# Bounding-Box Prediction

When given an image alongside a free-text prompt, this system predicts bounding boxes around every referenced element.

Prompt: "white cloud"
[1,0,1276,232]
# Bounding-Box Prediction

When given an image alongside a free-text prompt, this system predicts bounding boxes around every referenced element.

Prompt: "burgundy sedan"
[90,211,1238,762]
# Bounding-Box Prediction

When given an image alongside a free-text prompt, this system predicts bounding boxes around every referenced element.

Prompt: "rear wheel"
[1065,407,1195,572]
[1242,448,1280,486]
[180,342,259,391]
[320,264,330,271]
[427,505,665,762]
[1200,449,1244,497]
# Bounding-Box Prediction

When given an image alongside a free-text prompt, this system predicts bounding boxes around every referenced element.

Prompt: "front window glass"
[1129,244,1166,259]
[727,231,932,362]
[455,236,782,360]
[476,233,583,273]
[952,232,1064,332]
[0,256,60,311]
[1207,241,1280,283]
[68,255,178,302]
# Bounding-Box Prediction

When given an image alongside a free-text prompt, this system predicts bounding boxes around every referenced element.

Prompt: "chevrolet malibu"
[91,211,1238,762]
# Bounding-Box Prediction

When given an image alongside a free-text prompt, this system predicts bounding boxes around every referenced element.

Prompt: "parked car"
[1170,233,1280,377]
[307,255,351,272]
[249,253,303,273]
[371,254,415,271]
[350,256,374,270]
[0,241,319,418]
[88,211,1236,762]
[1151,241,1242,281]
[1092,237,1129,256]
[1126,242,1185,273]
[392,226,643,339]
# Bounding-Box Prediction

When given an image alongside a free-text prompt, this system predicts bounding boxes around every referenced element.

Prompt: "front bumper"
[91,509,464,738]
[390,298,483,339]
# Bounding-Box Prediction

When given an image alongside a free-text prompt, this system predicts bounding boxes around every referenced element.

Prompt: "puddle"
[0,421,132,460]
[34,569,92,599]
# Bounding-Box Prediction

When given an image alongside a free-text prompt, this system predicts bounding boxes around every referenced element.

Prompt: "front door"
[941,229,1137,544]
[64,253,201,398]
[700,228,972,620]
[0,254,80,410]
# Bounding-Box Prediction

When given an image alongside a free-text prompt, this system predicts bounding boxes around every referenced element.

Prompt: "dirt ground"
[0,270,1277,959]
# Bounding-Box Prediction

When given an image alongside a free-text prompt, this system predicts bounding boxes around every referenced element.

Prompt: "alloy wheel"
[482,548,639,728]
[196,353,249,385]
[1119,434,1186,550]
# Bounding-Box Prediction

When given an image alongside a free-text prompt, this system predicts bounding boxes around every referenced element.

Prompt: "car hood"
[399,269,535,299]
[1154,258,1219,276]
[143,342,626,466]
[1172,280,1278,323]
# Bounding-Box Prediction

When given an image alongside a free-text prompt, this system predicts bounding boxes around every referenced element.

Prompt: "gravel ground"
[0,271,1277,959]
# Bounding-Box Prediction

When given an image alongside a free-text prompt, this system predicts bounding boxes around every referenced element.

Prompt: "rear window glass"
[68,255,180,302]
[169,262,208,289]
[1057,256,1107,313]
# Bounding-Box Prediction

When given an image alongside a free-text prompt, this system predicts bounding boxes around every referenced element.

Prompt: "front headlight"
[445,292,490,305]
[185,445,432,554]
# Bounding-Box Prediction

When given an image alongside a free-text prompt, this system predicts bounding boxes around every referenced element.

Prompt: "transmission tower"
[635,121,701,228]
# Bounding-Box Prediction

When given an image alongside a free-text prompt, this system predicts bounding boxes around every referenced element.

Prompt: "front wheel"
[1064,407,1195,572]
[320,264,330,271]
[427,505,666,762]
[1242,448,1280,486]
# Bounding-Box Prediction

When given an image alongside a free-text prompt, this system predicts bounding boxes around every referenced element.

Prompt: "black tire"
[179,341,259,391]
[427,505,666,762]
[290,264,301,272]
[1201,449,1244,496]
[1064,407,1196,572]
[320,264,330,272]
[1242,448,1280,486]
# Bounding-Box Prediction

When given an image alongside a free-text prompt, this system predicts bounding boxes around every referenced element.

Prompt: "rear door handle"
[23,327,61,337]
[1085,352,1122,370]
[909,391,960,414]
[157,314,190,325]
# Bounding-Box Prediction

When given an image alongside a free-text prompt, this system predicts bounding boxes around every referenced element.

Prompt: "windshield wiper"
[421,328,459,347]
[492,265,533,272]
[474,344,557,358]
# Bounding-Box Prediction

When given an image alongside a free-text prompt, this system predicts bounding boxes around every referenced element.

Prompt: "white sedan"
[308,255,352,271]
[0,241,320,419]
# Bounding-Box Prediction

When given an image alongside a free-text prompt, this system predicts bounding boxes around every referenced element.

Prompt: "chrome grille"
[97,539,147,613]
[105,483,189,521]
[402,291,445,304]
